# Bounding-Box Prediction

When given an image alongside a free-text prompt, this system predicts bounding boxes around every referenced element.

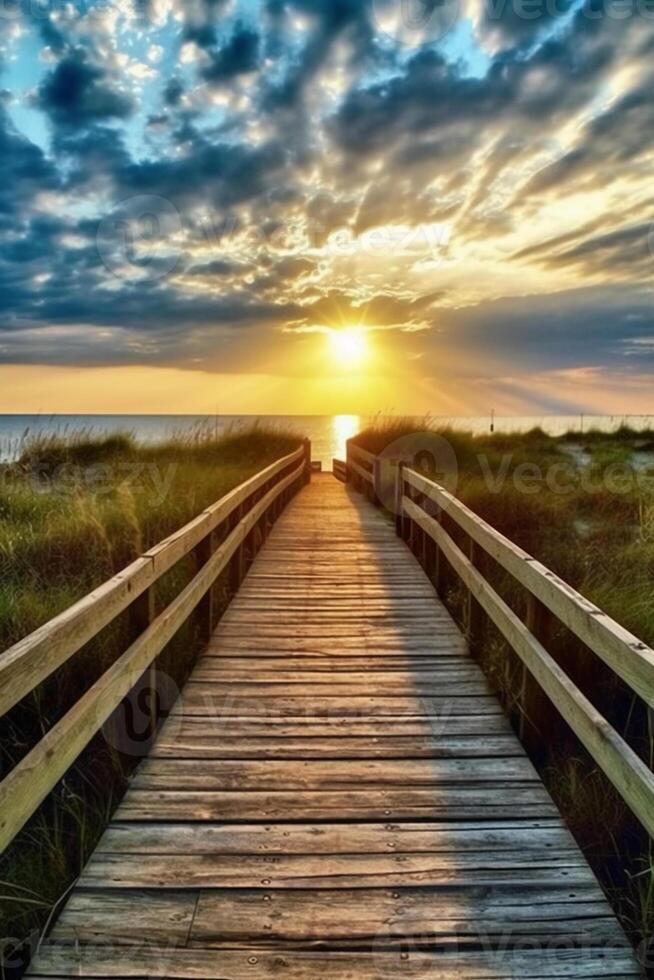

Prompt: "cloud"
[0,0,652,401]
[202,26,261,83]
[35,50,134,129]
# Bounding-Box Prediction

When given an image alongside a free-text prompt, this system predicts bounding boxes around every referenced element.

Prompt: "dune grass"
[0,422,302,974]
[352,418,654,960]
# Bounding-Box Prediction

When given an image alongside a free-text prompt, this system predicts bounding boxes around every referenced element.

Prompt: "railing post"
[129,586,157,736]
[434,507,446,598]
[466,539,485,655]
[194,531,216,643]
[303,438,312,485]
[394,462,404,537]
[402,476,412,543]
[230,502,246,596]
[519,595,553,755]
[373,457,381,509]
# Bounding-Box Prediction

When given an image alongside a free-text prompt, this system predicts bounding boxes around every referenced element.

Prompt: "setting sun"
[328,328,368,369]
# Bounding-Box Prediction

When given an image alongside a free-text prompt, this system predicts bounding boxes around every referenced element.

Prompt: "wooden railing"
[344,442,654,840]
[332,458,347,483]
[0,442,311,853]
[344,443,376,499]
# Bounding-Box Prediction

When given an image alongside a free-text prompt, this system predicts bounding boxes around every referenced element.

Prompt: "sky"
[0,0,653,416]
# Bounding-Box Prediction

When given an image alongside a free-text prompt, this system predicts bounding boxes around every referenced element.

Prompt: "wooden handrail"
[403,494,654,840]
[403,468,654,708]
[0,445,309,852]
[344,449,654,840]
[0,446,305,718]
[347,443,375,467]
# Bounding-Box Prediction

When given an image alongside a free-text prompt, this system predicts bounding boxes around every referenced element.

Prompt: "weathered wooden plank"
[96,821,574,855]
[31,944,641,977]
[169,693,503,718]
[191,886,621,945]
[182,678,492,696]
[150,734,521,759]
[193,658,474,672]
[131,757,539,789]
[80,852,593,890]
[51,891,197,945]
[116,786,557,821]
[156,714,513,735]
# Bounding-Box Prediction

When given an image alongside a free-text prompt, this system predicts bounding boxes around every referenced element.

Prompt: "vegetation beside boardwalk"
[352,418,654,963]
[0,424,301,975]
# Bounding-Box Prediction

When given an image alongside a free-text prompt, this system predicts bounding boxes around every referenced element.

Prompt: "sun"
[328,327,368,369]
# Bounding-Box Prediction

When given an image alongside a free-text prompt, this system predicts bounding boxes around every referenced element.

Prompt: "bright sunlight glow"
[328,328,368,369]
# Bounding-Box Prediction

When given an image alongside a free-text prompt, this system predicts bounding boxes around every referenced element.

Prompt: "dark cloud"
[434,286,654,374]
[164,77,185,106]
[0,108,59,231]
[203,26,261,83]
[35,51,133,130]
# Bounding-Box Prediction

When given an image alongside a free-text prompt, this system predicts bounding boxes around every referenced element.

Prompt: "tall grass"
[0,423,302,975]
[352,419,654,963]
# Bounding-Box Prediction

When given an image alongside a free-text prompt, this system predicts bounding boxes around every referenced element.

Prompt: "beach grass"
[0,422,302,973]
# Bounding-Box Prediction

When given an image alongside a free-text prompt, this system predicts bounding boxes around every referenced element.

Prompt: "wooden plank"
[404,495,654,841]
[169,693,504,718]
[181,678,492,696]
[97,820,575,855]
[150,734,521,759]
[131,757,539,789]
[190,886,621,946]
[30,945,642,978]
[116,786,557,821]
[405,467,654,707]
[80,852,593,889]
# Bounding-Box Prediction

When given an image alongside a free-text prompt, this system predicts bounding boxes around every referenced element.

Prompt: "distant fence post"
[394,462,404,537]
[466,539,484,656]
[195,530,216,643]
[520,595,553,758]
[128,585,157,737]
[230,502,246,596]
[303,438,312,485]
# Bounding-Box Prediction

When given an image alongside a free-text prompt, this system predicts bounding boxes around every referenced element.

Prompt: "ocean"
[1,414,653,470]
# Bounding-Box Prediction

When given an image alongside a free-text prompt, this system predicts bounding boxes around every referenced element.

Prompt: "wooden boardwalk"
[30,474,640,978]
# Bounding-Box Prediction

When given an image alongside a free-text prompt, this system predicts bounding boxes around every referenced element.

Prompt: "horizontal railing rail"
[344,444,654,840]
[0,442,311,853]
